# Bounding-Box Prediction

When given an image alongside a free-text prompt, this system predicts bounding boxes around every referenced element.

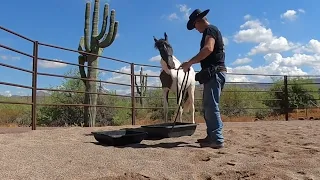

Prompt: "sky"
[1,0,320,96]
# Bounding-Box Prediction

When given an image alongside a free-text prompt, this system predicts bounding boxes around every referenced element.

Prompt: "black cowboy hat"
[187,9,210,30]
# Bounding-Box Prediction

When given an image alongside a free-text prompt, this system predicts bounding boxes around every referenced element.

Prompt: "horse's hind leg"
[181,86,195,123]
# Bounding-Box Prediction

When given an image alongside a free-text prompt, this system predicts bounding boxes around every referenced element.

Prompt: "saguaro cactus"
[78,0,118,127]
[135,67,148,107]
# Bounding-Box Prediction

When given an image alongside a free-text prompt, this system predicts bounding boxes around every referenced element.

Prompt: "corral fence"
[1,26,319,130]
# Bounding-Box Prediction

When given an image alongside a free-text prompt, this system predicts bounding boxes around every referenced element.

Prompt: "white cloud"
[226,53,309,83]
[293,39,320,54]
[306,39,320,54]
[243,14,251,20]
[167,13,179,21]
[105,65,161,95]
[264,53,320,67]
[248,36,298,55]
[0,90,12,97]
[148,55,161,62]
[0,55,20,61]
[38,59,68,69]
[234,18,298,55]
[231,57,252,66]
[228,14,320,83]
[165,4,191,21]
[177,4,191,20]
[280,9,305,22]
[281,10,298,21]
[234,19,273,43]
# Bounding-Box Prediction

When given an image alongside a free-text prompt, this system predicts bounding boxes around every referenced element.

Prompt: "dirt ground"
[0,120,319,180]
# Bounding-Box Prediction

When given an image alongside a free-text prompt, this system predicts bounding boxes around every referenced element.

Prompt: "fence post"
[31,41,39,130]
[130,63,136,125]
[284,75,289,121]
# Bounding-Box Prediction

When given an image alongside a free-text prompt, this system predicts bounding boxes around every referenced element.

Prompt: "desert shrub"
[220,85,268,117]
[0,96,31,126]
[264,77,318,114]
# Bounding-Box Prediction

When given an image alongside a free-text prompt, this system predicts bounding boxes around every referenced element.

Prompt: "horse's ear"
[164,32,168,41]
[153,36,158,42]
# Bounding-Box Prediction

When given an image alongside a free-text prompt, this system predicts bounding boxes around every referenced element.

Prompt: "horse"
[153,32,196,124]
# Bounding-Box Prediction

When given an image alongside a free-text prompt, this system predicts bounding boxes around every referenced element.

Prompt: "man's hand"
[179,61,192,72]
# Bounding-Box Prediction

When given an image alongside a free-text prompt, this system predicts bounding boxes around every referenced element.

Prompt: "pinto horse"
[153,32,196,123]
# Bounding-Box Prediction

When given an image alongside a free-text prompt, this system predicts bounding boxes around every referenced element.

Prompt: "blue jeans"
[202,71,226,144]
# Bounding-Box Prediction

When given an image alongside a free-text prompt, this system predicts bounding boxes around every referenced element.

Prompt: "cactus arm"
[140,67,144,93]
[99,21,118,48]
[108,21,118,44]
[99,9,118,48]
[140,67,143,84]
[134,75,141,95]
[96,3,108,40]
[91,0,99,38]
[144,74,148,94]
[84,2,91,52]
[78,55,87,84]
[78,37,85,53]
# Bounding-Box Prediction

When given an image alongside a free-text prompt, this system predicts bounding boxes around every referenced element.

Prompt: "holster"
[195,65,227,84]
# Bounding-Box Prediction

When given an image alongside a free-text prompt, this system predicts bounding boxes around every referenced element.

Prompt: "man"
[179,9,227,149]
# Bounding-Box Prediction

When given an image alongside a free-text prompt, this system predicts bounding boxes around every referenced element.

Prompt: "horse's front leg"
[176,88,184,123]
[162,88,169,123]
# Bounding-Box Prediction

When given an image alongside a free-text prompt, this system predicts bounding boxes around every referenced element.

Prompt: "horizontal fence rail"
[1,25,320,130]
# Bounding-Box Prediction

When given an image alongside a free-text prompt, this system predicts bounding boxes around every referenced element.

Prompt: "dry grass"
[0,120,320,180]
[289,108,320,120]
[135,114,283,126]
[3,107,320,128]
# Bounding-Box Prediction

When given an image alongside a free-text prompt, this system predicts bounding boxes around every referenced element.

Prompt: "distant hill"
[1,91,51,98]
[222,77,320,90]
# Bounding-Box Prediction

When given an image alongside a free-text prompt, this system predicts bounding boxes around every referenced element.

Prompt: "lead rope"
[169,68,190,134]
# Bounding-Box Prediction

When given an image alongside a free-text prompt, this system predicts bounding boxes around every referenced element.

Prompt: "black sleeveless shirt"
[200,24,225,69]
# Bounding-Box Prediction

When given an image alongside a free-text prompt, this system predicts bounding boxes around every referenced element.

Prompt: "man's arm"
[189,35,215,65]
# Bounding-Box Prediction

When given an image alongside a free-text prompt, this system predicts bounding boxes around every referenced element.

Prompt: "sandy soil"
[0,120,319,180]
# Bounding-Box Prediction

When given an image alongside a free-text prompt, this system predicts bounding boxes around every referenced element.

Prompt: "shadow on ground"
[87,141,200,149]
[83,133,93,136]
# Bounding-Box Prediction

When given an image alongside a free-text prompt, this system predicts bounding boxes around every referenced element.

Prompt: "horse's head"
[153,32,175,69]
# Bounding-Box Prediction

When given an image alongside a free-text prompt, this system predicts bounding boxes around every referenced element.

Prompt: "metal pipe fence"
[0,26,319,130]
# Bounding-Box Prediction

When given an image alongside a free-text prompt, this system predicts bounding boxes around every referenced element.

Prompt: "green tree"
[37,69,86,126]
[264,77,318,114]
